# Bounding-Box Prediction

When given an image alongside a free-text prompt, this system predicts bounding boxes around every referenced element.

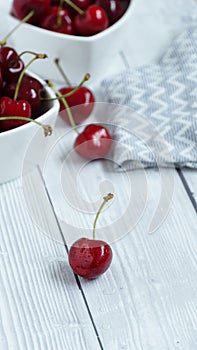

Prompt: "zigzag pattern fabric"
[102,25,197,169]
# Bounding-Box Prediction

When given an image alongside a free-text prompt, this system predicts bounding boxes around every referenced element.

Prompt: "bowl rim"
[7,0,133,42]
[0,71,59,139]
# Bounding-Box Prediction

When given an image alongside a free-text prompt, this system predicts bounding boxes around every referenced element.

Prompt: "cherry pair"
[49,59,112,160]
[0,12,50,132]
[0,48,47,132]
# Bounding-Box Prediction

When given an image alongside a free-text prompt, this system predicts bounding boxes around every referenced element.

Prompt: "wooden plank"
[73,169,197,350]
[0,170,102,350]
[180,169,197,207]
[42,133,197,350]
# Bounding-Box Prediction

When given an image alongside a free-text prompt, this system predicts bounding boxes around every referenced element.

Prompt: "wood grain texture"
[181,170,197,206]
[45,154,196,350]
[0,172,102,350]
[0,0,196,350]
[76,170,197,350]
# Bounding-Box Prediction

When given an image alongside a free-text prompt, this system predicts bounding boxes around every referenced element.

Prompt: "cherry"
[12,0,51,25]
[3,74,44,117]
[59,86,95,124]
[74,5,109,36]
[74,124,112,160]
[68,193,113,279]
[0,47,24,82]
[0,52,47,131]
[0,109,52,135]
[46,80,112,159]
[40,6,74,34]
[0,96,31,131]
[51,61,95,124]
[95,0,125,25]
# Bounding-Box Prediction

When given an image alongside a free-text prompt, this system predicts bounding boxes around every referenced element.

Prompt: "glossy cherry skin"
[74,124,112,160]
[0,96,31,131]
[3,74,44,117]
[68,237,113,279]
[59,86,95,124]
[40,7,74,34]
[95,0,125,25]
[12,0,51,25]
[0,47,24,82]
[74,5,109,36]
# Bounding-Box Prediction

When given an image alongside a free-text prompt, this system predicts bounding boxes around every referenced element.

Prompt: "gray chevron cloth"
[101,24,197,170]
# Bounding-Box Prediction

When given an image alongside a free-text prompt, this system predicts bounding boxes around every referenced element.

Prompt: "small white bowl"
[0,72,59,184]
[5,1,133,84]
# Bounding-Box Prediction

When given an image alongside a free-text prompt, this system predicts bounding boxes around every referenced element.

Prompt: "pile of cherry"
[0,46,50,132]
[0,45,112,160]
[12,0,130,36]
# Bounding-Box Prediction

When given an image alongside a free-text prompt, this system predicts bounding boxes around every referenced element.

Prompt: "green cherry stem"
[41,73,90,101]
[93,193,114,240]
[64,0,84,15]
[54,58,71,86]
[0,116,52,136]
[47,80,79,134]
[0,10,34,47]
[13,53,47,101]
[57,0,64,27]
[17,50,45,59]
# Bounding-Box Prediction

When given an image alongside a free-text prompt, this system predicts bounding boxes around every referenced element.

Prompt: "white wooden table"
[0,1,197,349]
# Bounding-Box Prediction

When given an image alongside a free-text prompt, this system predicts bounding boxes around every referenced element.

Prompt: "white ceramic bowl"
[0,72,59,184]
[5,1,133,84]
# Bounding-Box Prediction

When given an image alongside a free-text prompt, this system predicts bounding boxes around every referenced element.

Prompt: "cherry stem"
[93,193,114,240]
[64,0,84,15]
[17,50,44,59]
[46,80,79,134]
[41,73,90,101]
[12,50,45,66]
[54,58,71,86]
[0,11,34,47]
[13,53,47,101]
[57,0,64,27]
[0,116,52,136]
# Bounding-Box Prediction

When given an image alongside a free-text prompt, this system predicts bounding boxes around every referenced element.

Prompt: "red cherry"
[74,124,112,160]
[40,6,74,34]
[68,193,114,280]
[74,5,109,36]
[3,74,44,117]
[95,0,125,25]
[0,47,24,82]
[12,0,51,25]
[0,96,31,131]
[59,86,95,124]
[68,237,113,279]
